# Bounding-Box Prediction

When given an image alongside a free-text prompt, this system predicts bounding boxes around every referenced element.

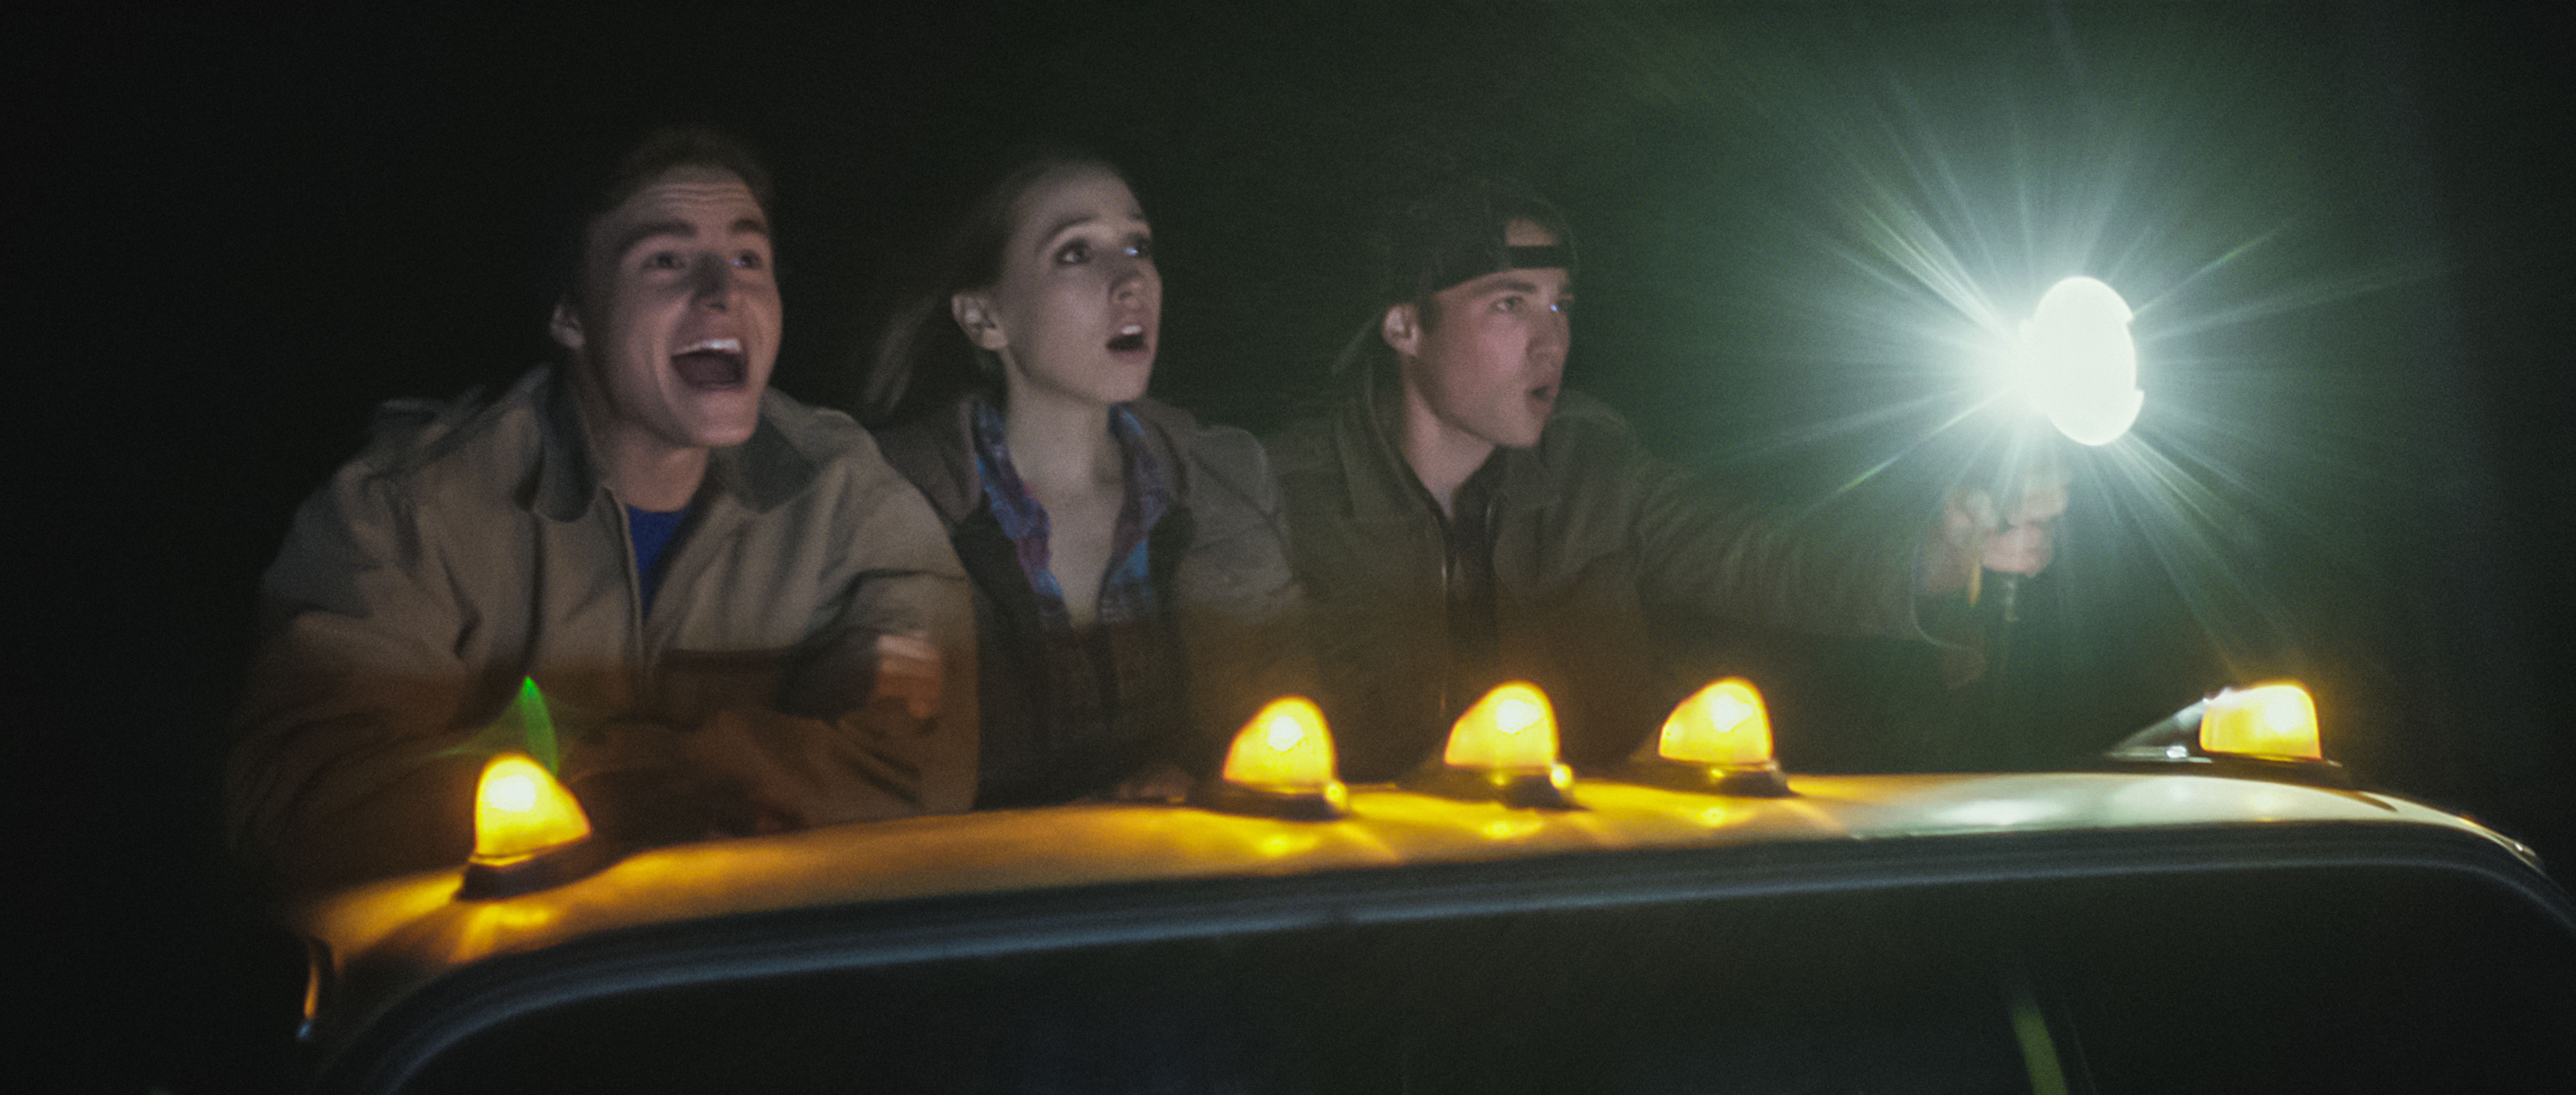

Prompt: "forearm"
[227,647,490,891]
[759,568,981,820]
[1636,469,1932,641]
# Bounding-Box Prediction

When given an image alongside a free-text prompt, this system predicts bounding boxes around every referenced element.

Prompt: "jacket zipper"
[608,490,652,701]
[1434,517,1451,722]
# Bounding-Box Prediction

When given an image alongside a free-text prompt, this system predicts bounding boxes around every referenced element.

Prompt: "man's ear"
[1380,302,1421,359]
[951,291,1009,352]
[548,299,586,354]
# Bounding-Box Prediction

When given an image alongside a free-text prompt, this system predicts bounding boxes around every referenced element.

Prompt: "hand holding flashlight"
[1968,471,2068,596]
[1938,275,2140,682]
[1922,470,2067,600]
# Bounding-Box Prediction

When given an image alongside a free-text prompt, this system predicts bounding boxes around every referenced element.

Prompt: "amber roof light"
[1197,697,1349,820]
[2105,681,2345,787]
[461,752,617,898]
[1405,682,1577,809]
[1622,678,1793,796]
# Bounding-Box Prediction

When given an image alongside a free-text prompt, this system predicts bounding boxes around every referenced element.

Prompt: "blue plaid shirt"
[971,398,1176,783]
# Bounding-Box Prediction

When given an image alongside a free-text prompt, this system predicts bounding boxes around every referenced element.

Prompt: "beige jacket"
[228,367,976,891]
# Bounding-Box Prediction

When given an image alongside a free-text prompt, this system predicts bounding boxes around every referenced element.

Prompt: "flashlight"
[1980,276,2143,676]
[2009,276,2143,448]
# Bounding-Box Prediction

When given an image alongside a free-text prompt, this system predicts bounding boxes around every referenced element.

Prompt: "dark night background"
[23,2,2574,1090]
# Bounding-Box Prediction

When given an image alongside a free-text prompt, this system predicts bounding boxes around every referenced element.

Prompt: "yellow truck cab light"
[461,752,615,898]
[2201,683,2322,761]
[1621,678,1793,796]
[2103,680,2346,787]
[473,753,590,861]
[1404,682,1578,809]
[1195,697,1349,820]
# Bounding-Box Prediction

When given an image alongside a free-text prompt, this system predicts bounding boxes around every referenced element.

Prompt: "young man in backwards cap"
[1265,179,2058,780]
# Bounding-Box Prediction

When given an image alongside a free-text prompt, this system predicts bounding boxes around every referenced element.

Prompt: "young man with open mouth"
[228,128,977,892]
[1265,178,2061,781]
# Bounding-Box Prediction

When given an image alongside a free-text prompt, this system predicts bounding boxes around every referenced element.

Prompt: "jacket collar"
[1328,374,1558,523]
[885,393,1191,531]
[530,365,818,522]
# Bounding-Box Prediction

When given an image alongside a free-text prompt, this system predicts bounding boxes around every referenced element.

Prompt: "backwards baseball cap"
[1374,177,1577,307]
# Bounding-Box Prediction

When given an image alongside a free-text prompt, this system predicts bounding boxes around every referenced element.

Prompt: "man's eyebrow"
[611,219,697,258]
[611,215,770,259]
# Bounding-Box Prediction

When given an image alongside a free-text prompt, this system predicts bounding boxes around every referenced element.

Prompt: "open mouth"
[1107,324,1150,354]
[672,338,748,389]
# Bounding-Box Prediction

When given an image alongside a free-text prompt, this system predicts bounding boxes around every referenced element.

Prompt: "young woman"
[867,154,1309,808]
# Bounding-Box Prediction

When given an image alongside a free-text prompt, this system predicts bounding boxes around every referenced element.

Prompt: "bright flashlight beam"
[2010,276,2144,446]
[1641,14,2447,685]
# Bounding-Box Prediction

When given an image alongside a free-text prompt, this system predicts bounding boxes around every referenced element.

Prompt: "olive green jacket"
[1265,385,1931,780]
[228,366,977,892]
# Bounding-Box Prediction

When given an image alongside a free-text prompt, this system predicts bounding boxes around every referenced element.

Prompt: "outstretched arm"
[1622,433,1929,641]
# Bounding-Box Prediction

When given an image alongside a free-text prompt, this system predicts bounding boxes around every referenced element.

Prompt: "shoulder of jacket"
[867,401,948,467]
[1510,389,1656,495]
[348,366,550,492]
[755,385,878,459]
[1543,388,1635,437]
[1258,407,1345,480]
[1539,389,1646,454]
[862,395,979,525]
[1134,397,1277,506]
[749,387,947,528]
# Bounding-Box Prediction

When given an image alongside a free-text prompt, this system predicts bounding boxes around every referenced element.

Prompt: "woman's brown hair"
[860,151,1134,427]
